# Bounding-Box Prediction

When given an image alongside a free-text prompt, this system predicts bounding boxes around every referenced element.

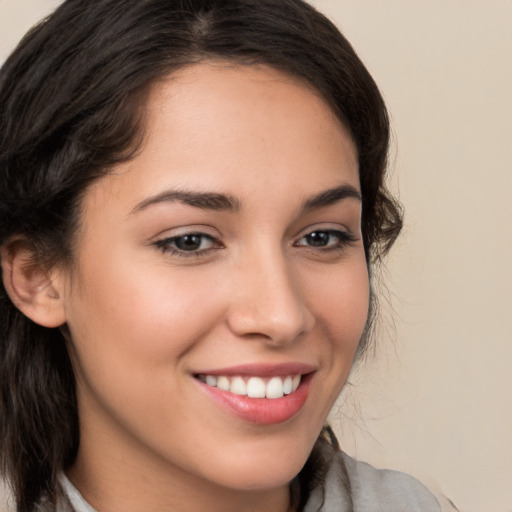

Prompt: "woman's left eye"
[295,229,357,249]
[153,233,218,256]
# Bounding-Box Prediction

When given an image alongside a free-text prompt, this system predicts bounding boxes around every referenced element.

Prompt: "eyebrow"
[301,184,362,212]
[130,183,361,215]
[130,190,241,214]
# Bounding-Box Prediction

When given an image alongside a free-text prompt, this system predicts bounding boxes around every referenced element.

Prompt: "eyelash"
[294,229,358,251]
[153,229,358,258]
[153,232,220,258]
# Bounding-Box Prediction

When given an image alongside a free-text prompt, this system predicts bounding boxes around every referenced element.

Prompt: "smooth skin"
[3,62,369,512]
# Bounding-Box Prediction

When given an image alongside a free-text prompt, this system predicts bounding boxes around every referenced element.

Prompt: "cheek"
[312,260,369,334]
[63,256,228,387]
[62,258,232,453]
[306,257,369,361]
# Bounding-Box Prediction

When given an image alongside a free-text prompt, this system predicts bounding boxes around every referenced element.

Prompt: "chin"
[215,464,303,492]
[199,436,314,492]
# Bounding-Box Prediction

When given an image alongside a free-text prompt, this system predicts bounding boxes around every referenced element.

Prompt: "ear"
[0,238,66,328]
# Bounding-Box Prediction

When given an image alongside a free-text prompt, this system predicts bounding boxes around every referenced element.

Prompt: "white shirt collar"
[57,473,97,512]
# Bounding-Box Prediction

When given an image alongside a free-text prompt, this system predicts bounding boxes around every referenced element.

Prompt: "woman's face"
[58,63,369,502]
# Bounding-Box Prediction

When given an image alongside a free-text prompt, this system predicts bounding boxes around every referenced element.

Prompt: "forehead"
[82,62,359,217]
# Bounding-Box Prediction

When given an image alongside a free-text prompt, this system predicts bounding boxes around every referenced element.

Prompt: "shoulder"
[340,451,442,512]
[303,442,442,512]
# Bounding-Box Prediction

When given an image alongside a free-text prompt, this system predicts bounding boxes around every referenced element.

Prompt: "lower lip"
[196,374,312,425]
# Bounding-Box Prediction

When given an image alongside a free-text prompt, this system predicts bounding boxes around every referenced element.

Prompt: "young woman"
[0,1,441,511]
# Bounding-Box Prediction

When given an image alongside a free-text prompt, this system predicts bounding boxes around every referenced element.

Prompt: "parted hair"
[0,0,402,510]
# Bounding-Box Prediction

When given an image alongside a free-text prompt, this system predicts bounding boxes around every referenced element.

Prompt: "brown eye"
[303,231,331,247]
[154,233,217,254]
[295,229,358,249]
[173,234,207,251]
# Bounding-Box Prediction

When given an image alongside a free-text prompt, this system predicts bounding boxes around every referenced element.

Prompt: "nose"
[226,248,315,346]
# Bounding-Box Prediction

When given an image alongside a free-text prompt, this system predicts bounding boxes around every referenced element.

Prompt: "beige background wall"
[312,2,512,512]
[1,1,511,511]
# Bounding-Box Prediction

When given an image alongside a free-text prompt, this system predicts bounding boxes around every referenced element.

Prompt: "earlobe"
[0,239,66,328]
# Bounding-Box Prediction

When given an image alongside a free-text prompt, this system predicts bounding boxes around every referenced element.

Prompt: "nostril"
[226,306,314,346]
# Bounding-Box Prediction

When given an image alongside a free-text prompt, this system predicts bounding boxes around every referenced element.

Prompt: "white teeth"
[283,376,293,395]
[292,375,300,392]
[266,377,284,399]
[205,375,218,387]
[216,376,230,391]
[199,374,303,399]
[247,377,266,398]
[230,376,247,395]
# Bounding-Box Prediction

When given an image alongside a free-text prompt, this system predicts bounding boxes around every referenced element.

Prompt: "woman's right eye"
[153,233,219,257]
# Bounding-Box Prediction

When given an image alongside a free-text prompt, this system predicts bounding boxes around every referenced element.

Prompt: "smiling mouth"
[196,374,301,399]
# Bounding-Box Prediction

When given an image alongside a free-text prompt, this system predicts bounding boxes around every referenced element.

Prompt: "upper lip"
[193,362,316,377]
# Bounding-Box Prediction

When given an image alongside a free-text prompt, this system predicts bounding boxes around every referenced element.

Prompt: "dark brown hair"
[0,0,402,510]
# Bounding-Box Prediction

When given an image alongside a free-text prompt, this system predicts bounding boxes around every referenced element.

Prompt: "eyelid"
[155,233,214,248]
[293,226,359,249]
[150,224,220,240]
[295,222,358,239]
[151,227,224,258]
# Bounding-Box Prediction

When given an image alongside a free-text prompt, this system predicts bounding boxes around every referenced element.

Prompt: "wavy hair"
[0,1,402,510]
